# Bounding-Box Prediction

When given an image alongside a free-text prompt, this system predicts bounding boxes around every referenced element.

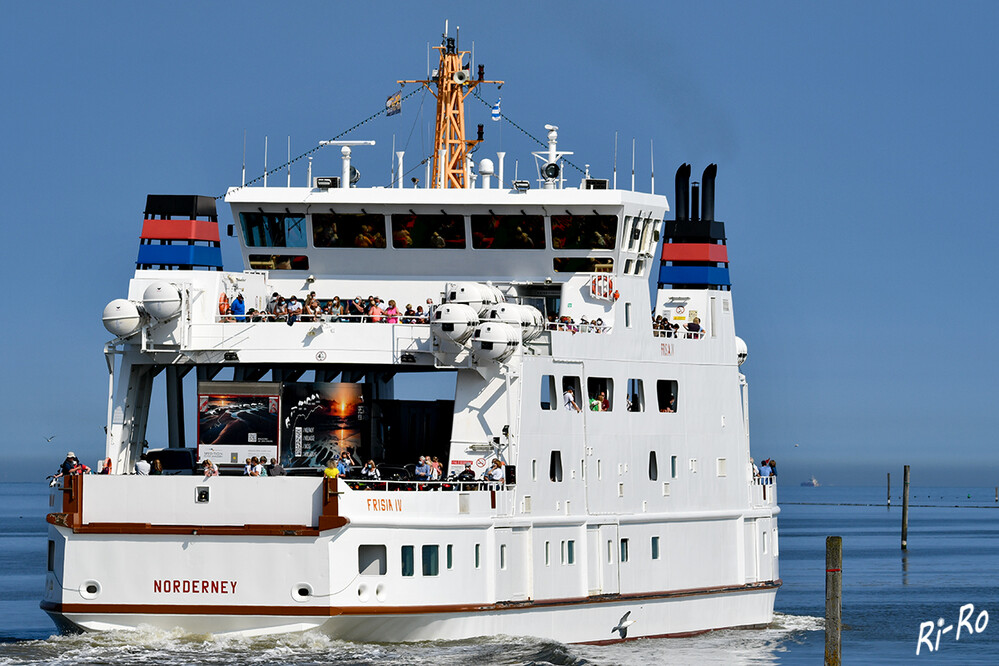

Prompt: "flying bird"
[612,610,636,639]
[45,435,56,442]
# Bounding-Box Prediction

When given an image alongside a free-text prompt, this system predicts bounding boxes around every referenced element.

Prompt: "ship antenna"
[263,136,268,187]
[399,28,503,188]
[631,137,636,192]
[241,129,246,187]
[287,136,291,187]
[650,139,655,194]
[613,131,618,189]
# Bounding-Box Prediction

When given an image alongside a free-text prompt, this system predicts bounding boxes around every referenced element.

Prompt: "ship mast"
[399,27,502,189]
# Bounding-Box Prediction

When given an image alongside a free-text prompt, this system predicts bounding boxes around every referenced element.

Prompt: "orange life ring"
[218,292,230,315]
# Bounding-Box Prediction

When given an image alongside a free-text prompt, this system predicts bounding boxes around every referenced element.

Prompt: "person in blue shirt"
[230,294,246,322]
[414,456,433,481]
[337,454,351,477]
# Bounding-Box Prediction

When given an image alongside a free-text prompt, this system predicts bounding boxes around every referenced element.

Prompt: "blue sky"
[1,2,997,485]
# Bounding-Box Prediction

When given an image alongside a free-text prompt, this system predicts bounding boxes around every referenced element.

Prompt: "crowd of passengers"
[223,293,438,325]
[546,314,607,333]
[652,314,704,338]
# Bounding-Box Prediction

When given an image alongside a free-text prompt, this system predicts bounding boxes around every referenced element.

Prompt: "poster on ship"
[196,382,281,466]
[280,382,365,469]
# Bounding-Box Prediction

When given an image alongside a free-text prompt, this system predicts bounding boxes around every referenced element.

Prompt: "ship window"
[567,540,576,565]
[627,378,644,412]
[549,451,563,482]
[358,544,387,575]
[670,456,678,479]
[551,214,617,249]
[652,536,660,560]
[552,257,614,273]
[474,543,481,569]
[717,458,728,477]
[545,541,551,566]
[532,460,537,481]
[401,545,415,576]
[657,380,679,413]
[47,540,55,572]
[624,258,634,274]
[422,545,439,576]
[562,376,582,411]
[587,377,613,411]
[625,302,632,328]
[312,213,387,248]
[471,214,545,249]
[607,540,614,563]
[391,214,466,248]
[620,538,630,563]
[499,544,508,570]
[447,544,454,570]
[649,451,659,481]
[239,212,306,247]
[540,374,557,410]
[248,254,309,270]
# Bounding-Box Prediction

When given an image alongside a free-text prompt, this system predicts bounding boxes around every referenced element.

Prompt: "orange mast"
[399,29,502,189]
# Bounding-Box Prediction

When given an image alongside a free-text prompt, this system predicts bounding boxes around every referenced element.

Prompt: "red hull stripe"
[661,243,728,263]
[141,219,220,242]
[41,579,780,618]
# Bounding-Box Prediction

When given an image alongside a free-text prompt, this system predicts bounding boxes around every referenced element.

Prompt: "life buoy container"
[590,275,613,301]
[218,292,230,315]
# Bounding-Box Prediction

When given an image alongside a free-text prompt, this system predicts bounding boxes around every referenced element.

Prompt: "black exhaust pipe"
[701,164,717,222]
[691,182,700,221]
[674,163,690,222]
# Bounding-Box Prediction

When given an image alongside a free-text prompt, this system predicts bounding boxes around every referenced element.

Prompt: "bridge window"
[470,214,545,249]
[657,380,679,413]
[248,254,309,270]
[391,214,465,248]
[358,544,387,575]
[239,212,306,247]
[313,213,386,248]
[551,214,617,249]
[553,257,613,273]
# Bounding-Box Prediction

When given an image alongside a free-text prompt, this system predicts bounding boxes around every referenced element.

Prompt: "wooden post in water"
[901,465,910,550]
[887,472,891,507]
[825,536,842,666]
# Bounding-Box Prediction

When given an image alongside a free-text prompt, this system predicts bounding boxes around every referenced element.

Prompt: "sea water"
[2,481,998,664]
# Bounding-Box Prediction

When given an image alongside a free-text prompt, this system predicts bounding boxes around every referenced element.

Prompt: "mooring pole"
[994,486,997,503]
[887,472,891,507]
[825,536,842,666]
[901,465,910,550]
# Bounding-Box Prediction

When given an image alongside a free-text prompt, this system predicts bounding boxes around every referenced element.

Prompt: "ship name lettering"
[153,579,238,594]
[367,498,403,512]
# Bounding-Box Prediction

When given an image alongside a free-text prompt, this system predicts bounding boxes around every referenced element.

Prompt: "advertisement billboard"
[281,382,365,469]
[197,382,280,466]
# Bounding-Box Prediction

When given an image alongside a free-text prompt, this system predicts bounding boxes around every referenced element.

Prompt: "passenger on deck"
[430,456,442,480]
[759,459,772,480]
[457,464,476,482]
[303,292,320,321]
[328,297,344,321]
[484,459,505,484]
[414,456,432,481]
[243,458,253,475]
[230,294,246,322]
[599,391,610,411]
[202,459,219,478]
[384,300,400,323]
[150,460,163,475]
[99,458,112,474]
[135,454,151,475]
[59,452,78,477]
[361,460,381,480]
[272,297,288,322]
[268,457,286,476]
[403,304,416,323]
[255,457,268,476]
[368,298,384,323]
[563,386,581,412]
[286,296,303,326]
[685,317,703,339]
[336,455,351,477]
[324,459,339,478]
[348,297,366,322]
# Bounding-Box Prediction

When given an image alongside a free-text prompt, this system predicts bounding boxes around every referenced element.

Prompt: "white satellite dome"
[102,299,148,338]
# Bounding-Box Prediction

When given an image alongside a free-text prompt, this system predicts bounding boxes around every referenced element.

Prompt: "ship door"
[585,524,620,595]
[494,526,531,601]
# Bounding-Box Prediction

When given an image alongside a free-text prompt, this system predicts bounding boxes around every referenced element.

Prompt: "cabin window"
[248,254,309,270]
[358,544,387,575]
[552,257,614,273]
[624,258,634,274]
[532,460,538,481]
[499,544,508,570]
[549,451,563,482]
[567,540,576,564]
[474,543,481,569]
[545,541,551,566]
[550,214,617,249]
[391,213,465,248]
[422,545,439,576]
[657,380,679,413]
[670,456,678,479]
[401,545,415,577]
[607,540,614,564]
[561,376,582,412]
[312,213,386,248]
[586,377,613,412]
[627,378,644,412]
[239,212,306,247]
[625,302,632,328]
[47,540,55,572]
[649,451,659,481]
[651,536,660,560]
[540,374,557,410]
[447,544,454,570]
[620,539,630,563]
[471,214,545,249]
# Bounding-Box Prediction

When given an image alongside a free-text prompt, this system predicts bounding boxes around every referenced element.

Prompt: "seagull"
[794,443,799,447]
[45,435,56,442]
[612,610,636,639]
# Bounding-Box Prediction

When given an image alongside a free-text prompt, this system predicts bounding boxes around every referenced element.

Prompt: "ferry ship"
[42,28,779,642]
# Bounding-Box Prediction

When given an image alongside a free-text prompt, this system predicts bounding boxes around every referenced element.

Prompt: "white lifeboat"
[445,282,500,317]
[486,303,545,342]
[141,281,182,320]
[431,303,480,344]
[470,321,520,362]
[102,299,148,338]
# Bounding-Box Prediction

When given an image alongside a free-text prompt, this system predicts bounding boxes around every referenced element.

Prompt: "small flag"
[491,98,501,121]
[386,91,401,116]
